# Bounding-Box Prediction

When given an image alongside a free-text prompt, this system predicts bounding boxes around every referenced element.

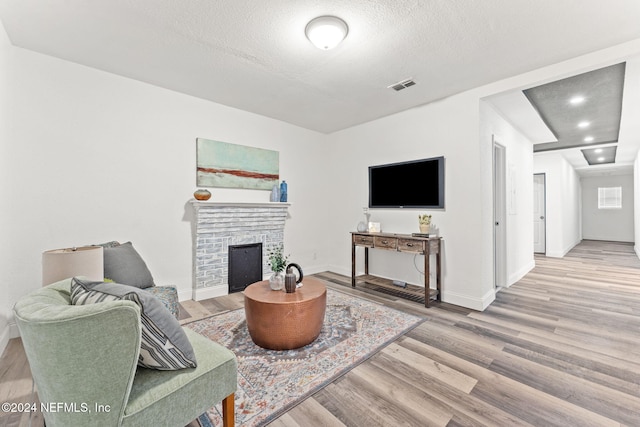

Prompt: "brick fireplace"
[190,201,289,301]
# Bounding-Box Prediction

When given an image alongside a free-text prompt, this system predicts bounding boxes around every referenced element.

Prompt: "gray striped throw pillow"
[71,277,197,370]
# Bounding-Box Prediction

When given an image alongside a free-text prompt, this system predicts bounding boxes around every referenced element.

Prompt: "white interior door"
[493,140,507,289]
[533,173,546,253]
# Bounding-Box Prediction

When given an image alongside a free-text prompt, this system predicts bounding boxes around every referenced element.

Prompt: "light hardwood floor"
[2,240,640,426]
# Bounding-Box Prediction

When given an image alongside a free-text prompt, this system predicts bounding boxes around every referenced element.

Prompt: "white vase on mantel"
[270,185,280,202]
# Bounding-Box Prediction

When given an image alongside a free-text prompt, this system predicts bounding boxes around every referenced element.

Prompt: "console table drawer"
[398,238,425,253]
[374,236,397,250]
[353,234,374,247]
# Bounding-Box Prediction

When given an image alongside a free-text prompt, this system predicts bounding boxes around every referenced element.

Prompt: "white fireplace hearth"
[189,201,290,301]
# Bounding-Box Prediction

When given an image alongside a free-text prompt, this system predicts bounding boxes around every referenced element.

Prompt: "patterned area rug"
[184,287,424,427]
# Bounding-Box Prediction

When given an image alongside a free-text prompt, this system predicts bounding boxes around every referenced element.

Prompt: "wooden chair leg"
[222,393,235,427]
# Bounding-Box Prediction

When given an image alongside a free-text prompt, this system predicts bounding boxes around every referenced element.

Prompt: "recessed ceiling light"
[584,136,594,142]
[578,121,590,129]
[594,148,603,153]
[597,157,605,162]
[569,96,585,105]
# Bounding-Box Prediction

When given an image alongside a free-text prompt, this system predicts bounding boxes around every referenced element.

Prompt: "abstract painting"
[196,138,279,190]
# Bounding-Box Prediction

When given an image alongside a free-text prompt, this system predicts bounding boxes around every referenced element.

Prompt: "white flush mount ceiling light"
[584,136,594,142]
[305,16,348,50]
[577,121,590,128]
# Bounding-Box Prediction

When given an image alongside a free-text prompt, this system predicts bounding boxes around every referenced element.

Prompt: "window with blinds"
[598,187,622,209]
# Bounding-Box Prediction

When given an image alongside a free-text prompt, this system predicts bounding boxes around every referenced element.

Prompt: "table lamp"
[42,246,104,286]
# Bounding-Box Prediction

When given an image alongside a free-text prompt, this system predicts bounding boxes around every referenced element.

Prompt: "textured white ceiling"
[1,0,640,133]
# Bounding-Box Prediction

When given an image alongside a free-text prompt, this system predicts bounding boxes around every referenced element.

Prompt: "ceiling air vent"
[388,78,416,91]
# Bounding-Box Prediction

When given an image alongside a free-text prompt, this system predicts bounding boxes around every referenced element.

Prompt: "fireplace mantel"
[190,201,291,208]
[190,200,289,301]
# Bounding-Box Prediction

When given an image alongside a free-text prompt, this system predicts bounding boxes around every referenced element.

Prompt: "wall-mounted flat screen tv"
[368,156,445,209]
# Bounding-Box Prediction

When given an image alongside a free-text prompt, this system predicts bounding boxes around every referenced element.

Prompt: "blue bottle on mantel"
[280,180,288,202]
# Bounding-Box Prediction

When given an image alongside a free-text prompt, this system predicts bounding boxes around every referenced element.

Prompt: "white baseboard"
[546,238,581,258]
[10,323,19,338]
[507,260,535,288]
[192,286,228,301]
[546,247,571,258]
[178,289,193,302]
[325,266,496,312]
[0,324,9,357]
[0,322,20,356]
[300,265,329,277]
[442,288,495,311]
[327,265,351,278]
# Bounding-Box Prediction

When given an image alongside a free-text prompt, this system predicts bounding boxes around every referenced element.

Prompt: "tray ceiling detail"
[526,63,625,153]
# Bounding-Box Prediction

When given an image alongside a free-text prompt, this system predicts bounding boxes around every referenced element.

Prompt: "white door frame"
[533,173,547,253]
[493,138,507,289]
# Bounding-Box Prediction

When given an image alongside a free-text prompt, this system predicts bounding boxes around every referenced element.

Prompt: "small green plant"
[418,214,432,225]
[267,244,289,273]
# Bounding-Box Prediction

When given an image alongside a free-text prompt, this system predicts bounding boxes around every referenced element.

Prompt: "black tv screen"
[368,156,445,209]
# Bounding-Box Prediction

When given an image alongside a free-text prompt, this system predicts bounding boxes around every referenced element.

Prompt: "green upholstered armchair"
[13,279,237,427]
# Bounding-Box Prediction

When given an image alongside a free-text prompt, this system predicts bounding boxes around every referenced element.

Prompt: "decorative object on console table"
[193,189,212,201]
[280,180,288,202]
[350,231,442,308]
[418,214,432,234]
[357,207,370,232]
[42,246,104,286]
[267,244,289,291]
[368,221,381,233]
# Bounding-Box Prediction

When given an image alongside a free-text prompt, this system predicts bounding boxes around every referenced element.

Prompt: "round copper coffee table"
[244,277,327,350]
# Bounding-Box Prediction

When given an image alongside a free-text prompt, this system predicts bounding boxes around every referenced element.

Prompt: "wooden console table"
[351,232,442,307]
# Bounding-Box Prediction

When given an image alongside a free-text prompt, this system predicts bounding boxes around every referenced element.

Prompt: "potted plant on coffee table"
[267,244,289,291]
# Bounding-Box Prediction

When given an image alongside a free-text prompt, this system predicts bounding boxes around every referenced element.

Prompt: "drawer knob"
[407,243,413,247]
[381,240,388,244]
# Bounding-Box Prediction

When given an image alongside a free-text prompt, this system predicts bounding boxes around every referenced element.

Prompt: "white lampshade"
[42,246,104,286]
[305,16,348,50]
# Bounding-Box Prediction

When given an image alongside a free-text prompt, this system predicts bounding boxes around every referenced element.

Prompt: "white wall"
[581,174,634,242]
[480,102,535,286]
[0,27,330,348]
[326,93,494,310]
[534,152,582,257]
[0,18,13,354]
